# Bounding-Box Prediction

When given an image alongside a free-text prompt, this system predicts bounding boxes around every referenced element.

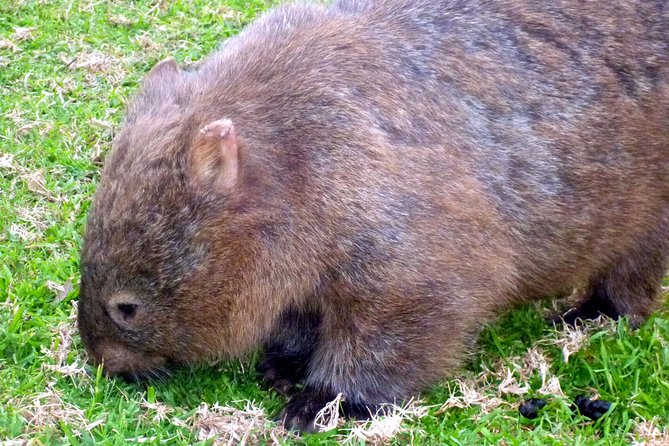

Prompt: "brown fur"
[78,0,669,431]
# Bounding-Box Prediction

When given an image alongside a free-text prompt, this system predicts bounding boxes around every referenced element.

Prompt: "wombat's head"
[78,59,252,379]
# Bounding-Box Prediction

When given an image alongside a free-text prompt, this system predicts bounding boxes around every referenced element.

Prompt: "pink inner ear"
[200,119,236,141]
[192,118,239,190]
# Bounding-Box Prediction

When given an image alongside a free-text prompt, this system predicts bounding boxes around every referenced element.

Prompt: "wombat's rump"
[78,0,669,432]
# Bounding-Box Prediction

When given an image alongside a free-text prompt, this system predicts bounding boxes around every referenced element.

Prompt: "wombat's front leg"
[278,386,375,433]
[277,289,478,432]
[258,308,321,396]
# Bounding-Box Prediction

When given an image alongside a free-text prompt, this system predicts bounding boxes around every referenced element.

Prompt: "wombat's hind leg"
[561,222,669,327]
[257,308,321,396]
[560,282,627,325]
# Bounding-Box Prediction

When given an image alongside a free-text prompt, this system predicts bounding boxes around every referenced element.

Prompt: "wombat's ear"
[146,57,180,83]
[190,118,239,191]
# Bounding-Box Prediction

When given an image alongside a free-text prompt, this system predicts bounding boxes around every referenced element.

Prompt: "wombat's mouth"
[90,340,174,382]
[117,360,177,383]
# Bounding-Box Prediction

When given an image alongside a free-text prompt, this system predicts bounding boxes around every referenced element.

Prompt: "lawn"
[1,1,668,444]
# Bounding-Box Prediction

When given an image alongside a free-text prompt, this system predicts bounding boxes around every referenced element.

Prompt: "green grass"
[1,1,668,444]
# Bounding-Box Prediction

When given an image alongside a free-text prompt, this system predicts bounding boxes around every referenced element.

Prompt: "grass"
[1,0,668,444]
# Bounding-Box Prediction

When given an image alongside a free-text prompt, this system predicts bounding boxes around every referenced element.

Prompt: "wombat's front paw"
[257,360,298,396]
[276,390,334,433]
[257,354,307,396]
[553,302,618,327]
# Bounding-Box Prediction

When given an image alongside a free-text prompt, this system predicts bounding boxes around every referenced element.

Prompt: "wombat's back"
[199,0,669,297]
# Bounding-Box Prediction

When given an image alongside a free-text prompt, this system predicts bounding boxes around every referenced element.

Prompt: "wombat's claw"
[276,405,319,433]
[557,307,589,327]
[552,301,619,328]
[549,309,576,327]
[260,374,298,396]
[256,358,303,396]
[276,391,332,433]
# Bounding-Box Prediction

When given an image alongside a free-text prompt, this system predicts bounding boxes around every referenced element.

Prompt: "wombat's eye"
[117,303,138,319]
[107,292,141,329]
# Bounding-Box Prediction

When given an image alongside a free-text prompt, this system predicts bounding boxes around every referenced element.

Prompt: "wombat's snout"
[78,287,171,380]
[86,340,168,381]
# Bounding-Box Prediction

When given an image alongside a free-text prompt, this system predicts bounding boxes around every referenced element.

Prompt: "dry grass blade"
[549,316,616,363]
[341,400,429,445]
[521,347,564,396]
[436,379,503,414]
[0,440,28,446]
[141,400,174,423]
[314,393,345,432]
[11,27,36,42]
[0,152,15,169]
[632,418,669,446]
[16,386,103,437]
[0,39,18,51]
[496,369,531,396]
[60,50,116,74]
[41,302,88,379]
[187,401,291,446]
[46,278,74,304]
[23,170,64,202]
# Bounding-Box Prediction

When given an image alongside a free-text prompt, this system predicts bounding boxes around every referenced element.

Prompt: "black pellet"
[519,398,547,419]
[573,395,612,421]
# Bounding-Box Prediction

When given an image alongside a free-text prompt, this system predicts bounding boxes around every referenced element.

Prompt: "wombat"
[78,0,669,432]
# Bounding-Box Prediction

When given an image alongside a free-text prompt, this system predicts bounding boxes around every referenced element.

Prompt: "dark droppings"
[573,395,612,421]
[519,398,547,419]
